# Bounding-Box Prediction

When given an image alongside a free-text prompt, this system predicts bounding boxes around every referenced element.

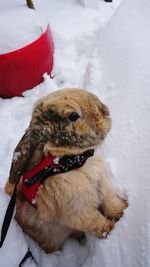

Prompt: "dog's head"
[9,88,111,184]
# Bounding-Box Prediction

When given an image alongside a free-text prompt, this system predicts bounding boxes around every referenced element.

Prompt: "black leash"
[0,185,36,266]
[0,183,17,248]
[18,249,35,267]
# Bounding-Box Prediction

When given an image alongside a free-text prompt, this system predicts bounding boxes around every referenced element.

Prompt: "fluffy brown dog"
[5,88,126,252]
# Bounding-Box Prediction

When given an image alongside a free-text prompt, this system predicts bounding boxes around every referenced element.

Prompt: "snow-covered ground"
[0,0,150,266]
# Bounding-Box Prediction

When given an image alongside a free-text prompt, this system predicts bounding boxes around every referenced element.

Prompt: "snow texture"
[0,0,150,266]
[0,2,47,54]
[77,0,99,9]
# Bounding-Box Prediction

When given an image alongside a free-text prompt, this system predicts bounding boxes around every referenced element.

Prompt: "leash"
[0,183,17,248]
[0,186,36,267]
[0,190,36,265]
[18,249,35,267]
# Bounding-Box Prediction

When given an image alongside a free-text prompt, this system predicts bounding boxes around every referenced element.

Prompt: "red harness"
[22,150,94,207]
[22,154,60,206]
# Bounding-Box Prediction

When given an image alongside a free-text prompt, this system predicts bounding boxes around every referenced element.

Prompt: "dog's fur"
[5,88,127,252]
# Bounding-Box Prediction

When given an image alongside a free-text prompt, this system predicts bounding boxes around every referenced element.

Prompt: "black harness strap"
[25,149,94,188]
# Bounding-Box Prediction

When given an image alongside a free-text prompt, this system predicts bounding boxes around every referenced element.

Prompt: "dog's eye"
[68,112,80,122]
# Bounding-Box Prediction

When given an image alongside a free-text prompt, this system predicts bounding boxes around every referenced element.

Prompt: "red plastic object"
[0,25,54,98]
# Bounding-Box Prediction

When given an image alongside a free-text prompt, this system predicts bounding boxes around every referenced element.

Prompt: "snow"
[0,3,47,54]
[77,0,99,9]
[12,152,21,161]
[0,0,150,266]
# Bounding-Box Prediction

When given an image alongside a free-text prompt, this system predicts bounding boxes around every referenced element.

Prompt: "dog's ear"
[8,128,42,184]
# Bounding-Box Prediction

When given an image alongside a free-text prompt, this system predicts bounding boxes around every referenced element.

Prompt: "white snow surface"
[0,1,47,54]
[0,0,150,266]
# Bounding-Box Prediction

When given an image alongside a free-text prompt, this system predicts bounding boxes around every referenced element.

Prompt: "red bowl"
[0,25,54,98]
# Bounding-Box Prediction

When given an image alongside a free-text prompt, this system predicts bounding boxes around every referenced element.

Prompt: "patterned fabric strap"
[22,149,94,206]
[25,149,94,188]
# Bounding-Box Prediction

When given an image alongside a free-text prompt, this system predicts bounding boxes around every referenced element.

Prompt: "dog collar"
[22,149,94,207]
